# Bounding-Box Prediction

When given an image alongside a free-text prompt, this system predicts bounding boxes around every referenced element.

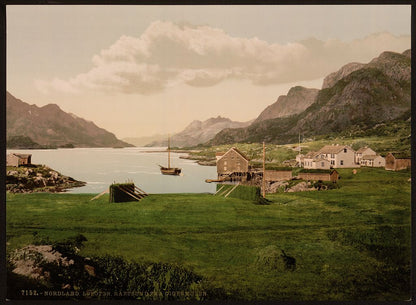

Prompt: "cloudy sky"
[7,5,411,138]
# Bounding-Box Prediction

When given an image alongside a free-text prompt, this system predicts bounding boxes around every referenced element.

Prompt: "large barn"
[216,147,250,180]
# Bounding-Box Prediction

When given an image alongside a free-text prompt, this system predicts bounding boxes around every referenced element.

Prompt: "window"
[340,160,344,165]
[343,148,347,153]
[224,166,227,171]
[331,154,335,158]
[331,160,335,165]
[224,161,227,165]
[321,162,325,167]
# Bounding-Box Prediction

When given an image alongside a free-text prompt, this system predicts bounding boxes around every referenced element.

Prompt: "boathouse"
[216,147,250,180]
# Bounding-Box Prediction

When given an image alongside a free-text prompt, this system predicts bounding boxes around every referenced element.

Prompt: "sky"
[6,5,411,139]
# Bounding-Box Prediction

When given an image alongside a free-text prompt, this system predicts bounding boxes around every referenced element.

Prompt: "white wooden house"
[360,155,386,167]
[355,147,377,164]
[316,145,358,168]
[303,157,331,170]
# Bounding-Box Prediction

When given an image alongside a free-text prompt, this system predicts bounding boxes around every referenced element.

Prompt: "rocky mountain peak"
[322,62,365,89]
[254,86,319,123]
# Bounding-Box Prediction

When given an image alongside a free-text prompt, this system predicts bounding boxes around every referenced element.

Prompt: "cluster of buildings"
[214,145,411,184]
[296,145,387,169]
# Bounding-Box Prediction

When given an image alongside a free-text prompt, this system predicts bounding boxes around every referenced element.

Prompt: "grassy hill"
[6,167,411,301]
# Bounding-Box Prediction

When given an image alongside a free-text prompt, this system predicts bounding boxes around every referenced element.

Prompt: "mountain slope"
[254,86,319,123]
[150,116,251,147]
[210,49,411,145]
[6,92,133,148]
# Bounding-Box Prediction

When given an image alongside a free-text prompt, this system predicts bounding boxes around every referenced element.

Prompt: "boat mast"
[168,135,171,169]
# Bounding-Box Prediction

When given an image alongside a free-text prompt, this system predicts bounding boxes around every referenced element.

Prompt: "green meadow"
[6,167,411,301]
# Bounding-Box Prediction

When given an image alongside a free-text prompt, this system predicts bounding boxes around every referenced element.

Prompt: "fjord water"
[7,147,217,194]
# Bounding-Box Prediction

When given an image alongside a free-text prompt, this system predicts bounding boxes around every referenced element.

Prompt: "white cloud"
[36,21,411,95]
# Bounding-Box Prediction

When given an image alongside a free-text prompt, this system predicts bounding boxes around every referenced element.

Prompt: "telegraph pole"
[262,141,266,198]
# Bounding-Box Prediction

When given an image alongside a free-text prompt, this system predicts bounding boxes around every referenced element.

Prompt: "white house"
[355,147,377,164]
[360,155,386,167]
[316,145,358,168]
[303,157,331,170]
[298,151,318,168]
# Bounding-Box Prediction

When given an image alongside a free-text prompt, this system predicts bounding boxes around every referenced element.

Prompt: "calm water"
[7,147,217,194]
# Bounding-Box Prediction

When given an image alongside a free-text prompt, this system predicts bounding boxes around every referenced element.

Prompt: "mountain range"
[147,116,251,147]
[6,92,132,148]
[210,49,411,145]
[7,49,410,149]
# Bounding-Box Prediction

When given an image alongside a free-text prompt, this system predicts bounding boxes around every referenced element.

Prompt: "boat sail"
[159,136,181,175]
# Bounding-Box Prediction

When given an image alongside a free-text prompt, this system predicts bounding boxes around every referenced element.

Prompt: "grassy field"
[6,167,411,301]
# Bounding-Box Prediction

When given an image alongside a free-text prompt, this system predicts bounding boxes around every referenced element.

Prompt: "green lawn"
[6,167,411,300]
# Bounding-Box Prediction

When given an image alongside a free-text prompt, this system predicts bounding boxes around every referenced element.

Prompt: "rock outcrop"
[254,86,319,123]
[6,164,86,193]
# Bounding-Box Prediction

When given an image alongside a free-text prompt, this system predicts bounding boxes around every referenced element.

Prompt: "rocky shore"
[6,164,86,193]
[179,154,216,166]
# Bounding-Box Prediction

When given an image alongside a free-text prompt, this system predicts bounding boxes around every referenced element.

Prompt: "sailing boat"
[159,135,181,175]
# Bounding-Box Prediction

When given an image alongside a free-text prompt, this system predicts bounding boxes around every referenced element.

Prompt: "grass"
[6,167,411,301]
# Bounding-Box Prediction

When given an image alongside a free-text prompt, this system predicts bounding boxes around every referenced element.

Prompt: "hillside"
[254,86,319,123]
[149,116,251,147]
[123,134,168,147]
[210,49,411,145]
[6,92,133,148]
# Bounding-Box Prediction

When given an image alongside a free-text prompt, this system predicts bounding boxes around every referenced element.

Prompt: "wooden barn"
[7,153,32,167]
[297,169,339,183]
[385,153,411,171]
[264,169,293,182]
[216,147,250,180]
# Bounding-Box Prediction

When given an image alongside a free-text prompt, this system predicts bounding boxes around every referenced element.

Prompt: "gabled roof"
[387,152,411,159]
[356,147,373,154]
[362,154,383,160]
[9,153,32,158]
[312,157,330,163]
[318,145,354,154]
[219,147,249,161]
[303,151,318,159]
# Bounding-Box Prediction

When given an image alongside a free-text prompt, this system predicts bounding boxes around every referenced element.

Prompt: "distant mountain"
[6,92,133,148]
[149,116,252,147]
[210,49,411,145]
[123,134,168,147]
[254,86,319,123]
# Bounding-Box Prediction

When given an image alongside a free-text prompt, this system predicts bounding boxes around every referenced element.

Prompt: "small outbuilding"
[297,169,339,183]
[385,153,411,171]
[7,153,32,167]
